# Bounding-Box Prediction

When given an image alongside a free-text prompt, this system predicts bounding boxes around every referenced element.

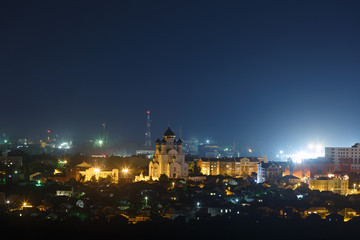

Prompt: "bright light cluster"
[58,142,71,149]
[278,142,325,163]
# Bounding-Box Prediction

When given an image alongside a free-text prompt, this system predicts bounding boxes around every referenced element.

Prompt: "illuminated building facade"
[325,143,360,172]
[309,176,349,195]
[197,157,267,178]
[307,160,335,177]
[148,127,188,180]
[79,167,119,183]
[281,158,335,182]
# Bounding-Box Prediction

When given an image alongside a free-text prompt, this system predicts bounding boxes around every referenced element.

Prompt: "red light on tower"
[146,110,150,114]
[47,130,51,133]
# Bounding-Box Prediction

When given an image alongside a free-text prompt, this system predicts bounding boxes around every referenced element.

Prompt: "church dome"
[163,127,175,137]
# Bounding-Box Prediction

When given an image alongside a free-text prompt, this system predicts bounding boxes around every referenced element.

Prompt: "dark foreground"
[2,216,360,240]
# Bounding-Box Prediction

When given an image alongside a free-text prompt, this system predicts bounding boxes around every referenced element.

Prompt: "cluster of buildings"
[192,143,360,196]
[4,125,360,225]
[133,127,360,196]
[195,156,351,195]
[4,121,360,198]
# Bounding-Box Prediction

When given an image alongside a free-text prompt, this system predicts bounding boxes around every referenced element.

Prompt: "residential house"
[257,161,280,183]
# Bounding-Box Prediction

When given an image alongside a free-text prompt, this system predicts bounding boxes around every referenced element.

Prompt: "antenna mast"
[145,110,152,149]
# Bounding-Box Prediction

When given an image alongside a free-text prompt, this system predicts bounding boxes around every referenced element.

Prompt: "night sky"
[1,1,360,155]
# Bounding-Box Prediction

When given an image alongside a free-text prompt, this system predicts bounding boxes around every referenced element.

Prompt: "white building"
[79,167,119,183]
[325,143,360,171]
[148,127,188,180]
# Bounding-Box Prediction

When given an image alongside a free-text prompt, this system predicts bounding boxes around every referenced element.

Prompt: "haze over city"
[4,1,360,238]
[2,1,360,157]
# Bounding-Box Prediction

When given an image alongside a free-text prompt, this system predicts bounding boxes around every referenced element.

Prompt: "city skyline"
[0,110,355,160]
[3,1,360,236]
[2,1,360,156]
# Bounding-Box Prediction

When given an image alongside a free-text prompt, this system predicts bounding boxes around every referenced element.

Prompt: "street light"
[93,168,100,181]
[144,196,148,206]
[96,139,104,147]
[122,168,129,178]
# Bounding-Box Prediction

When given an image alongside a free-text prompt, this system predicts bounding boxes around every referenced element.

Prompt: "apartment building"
[197,157,267,178]
[325,143,360,172]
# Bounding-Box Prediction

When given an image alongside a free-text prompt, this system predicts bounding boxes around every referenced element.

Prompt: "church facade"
[148,127,188,180]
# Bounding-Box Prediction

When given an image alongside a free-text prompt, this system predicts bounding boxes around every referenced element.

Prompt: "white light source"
[58,142,70,149]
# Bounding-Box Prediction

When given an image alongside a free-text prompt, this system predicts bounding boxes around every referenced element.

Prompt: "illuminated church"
[148,127,188,180]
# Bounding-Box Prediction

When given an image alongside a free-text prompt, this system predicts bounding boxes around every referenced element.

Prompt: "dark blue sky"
[1,1,360,154]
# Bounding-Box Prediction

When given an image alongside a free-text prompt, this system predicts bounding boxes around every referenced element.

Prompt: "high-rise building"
[182,138,199,155]
[325,143,360,172]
